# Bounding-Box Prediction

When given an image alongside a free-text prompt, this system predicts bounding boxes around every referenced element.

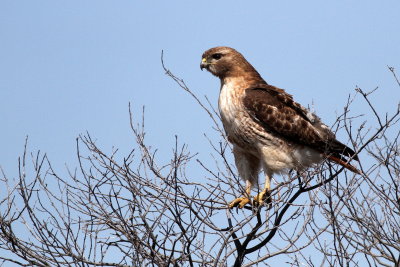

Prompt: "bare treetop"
[0,58,399,266]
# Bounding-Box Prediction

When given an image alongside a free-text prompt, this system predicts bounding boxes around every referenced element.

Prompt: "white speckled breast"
[218,83,240,131]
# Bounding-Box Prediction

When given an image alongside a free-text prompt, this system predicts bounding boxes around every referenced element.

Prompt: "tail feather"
[327,155,361,174]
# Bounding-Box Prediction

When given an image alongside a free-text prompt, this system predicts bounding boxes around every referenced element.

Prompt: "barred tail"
[327,155,361,174]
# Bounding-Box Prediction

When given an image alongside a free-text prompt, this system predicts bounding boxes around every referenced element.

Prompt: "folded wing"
[243,85,359,166]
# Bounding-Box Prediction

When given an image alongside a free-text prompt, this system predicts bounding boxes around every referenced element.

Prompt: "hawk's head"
[200,46,257,79]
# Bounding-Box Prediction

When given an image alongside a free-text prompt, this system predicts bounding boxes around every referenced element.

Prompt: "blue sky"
[1,0,400,264]
[1,1,399,172]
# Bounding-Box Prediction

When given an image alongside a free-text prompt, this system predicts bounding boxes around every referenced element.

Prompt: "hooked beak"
[200,57,208,70]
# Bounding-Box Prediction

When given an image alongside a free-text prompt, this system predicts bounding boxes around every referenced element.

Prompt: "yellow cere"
[202,58,207,63]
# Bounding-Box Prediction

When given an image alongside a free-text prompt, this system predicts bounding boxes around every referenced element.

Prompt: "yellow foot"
[253,190,271,206]
[229,197,251,209]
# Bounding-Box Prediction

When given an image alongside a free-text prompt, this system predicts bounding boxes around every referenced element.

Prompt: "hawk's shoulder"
[242,84,313,124]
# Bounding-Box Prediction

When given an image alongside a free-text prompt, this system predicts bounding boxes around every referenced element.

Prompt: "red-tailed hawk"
[200,46,360,208]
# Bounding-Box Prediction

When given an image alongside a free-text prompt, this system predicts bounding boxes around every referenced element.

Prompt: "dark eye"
[212,53,222,60]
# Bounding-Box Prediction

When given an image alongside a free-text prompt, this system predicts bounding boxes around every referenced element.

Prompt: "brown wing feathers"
[243,87,323,147]
[243,86,360,173]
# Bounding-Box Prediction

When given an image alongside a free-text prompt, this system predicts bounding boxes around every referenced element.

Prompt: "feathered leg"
[229,147,260,209]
